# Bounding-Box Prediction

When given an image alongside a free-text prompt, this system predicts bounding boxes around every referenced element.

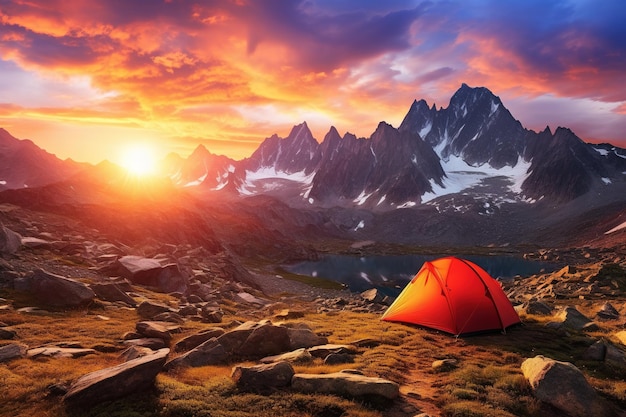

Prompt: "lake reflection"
[285,254,557,295]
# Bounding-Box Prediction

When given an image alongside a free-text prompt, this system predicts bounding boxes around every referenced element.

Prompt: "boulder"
[174,328,225,352]
[291,371,399,399]
[90,283,136,307]
[596,302,620,320]
[522,301,553,316]
[137,301,172,319]
[0,342,28,363]
[273,309,305,320]
[136,321,178,341]
[63,348,169,407]
[0,327,17,339]
[119,346,154,362]
[432,359,458,372]
[286,327,328,350]
[236,322,291,358]
[152,312,184,324]
[21,269,95,308]
[0,225,21,255]
[165,338,228,370]
[21,237,52,249]
[116,256,187,293]
[324,353,354,365]
[556,306,593,330]
[216,322,256,355]
[583,340,607,361]
[521,355,609,417]
[361,288,384,304]
[231,361,295,394]
[260,348,313,364]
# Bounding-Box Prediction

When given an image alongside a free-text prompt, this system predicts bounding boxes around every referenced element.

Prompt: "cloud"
[1,0,625,161]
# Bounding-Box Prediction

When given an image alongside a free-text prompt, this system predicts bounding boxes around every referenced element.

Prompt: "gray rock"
[0,327,16,339]
[231,361,295,394]
[235,292,269,306]
[523,301,553,315]
[307,344,357,358]
[21,269,95,308]
[216,322,256,355]
[137,301,172,319]
[200,306,224,323]
[136,321,179,341]
[260,348,313,364]
[583,340,607,361]
[0,225,21,255]
[291,372,399,399]
[152,312,184,324]
[360,288,384,304]
[273,309,305,320]
[165,338,227,370]
[117,256,187,293]
[27,347,96,359]
[63,348,169,407]
[605,343,626,368]
[236,322,291,358]
[596,302,620,320]
[0,342,28,362]
[119,346,154,362]
[521,355,609,417]
[90,283,136,307]
[174,328,225,352]
[286,327,328,350]
[432,359,458,371]
[556,306,593,330]
[21,237,52,249]
[122,338,167,350]
[324,353,354,365]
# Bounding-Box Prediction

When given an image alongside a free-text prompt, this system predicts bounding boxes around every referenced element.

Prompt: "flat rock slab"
[307,344,357,358]
[122,338,168,350]
[291,372,399,399]
[28,347,96,359]
[0,343,28,363]
[63,348,169,407]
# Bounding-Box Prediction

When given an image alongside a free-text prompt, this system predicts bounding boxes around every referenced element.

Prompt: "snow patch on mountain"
[184,172,208,187]
[238,167,315,196]
[422,155,532,203]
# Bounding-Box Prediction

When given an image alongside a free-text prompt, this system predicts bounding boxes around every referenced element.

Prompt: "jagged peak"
[410,98,430,111]
[375,121,395,132]
[287,121,315,143]
[190,143,211,156]
[325,126,341,139]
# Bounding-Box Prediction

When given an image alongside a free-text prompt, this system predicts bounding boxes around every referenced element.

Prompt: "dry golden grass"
[1,296,625,417]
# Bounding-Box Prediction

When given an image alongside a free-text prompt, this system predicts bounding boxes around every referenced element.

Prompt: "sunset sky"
[1,0,625,165]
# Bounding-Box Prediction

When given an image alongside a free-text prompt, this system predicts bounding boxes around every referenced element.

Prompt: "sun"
[119,144,158,176]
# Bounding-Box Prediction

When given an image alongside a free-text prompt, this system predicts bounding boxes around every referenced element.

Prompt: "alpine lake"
[284,254,558,296]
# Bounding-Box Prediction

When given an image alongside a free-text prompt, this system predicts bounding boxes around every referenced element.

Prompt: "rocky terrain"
[0,199,625,417]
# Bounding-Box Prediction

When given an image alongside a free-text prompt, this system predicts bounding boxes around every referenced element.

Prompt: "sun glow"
[119,144,158,176]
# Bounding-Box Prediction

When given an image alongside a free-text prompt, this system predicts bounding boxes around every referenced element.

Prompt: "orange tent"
[381,257,520,335]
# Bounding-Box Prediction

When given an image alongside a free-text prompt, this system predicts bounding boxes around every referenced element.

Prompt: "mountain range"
[1,84,626,249]
[160,83,626,210]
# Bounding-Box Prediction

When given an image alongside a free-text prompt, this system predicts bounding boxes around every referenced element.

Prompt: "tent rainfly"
[381,257,521,336]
